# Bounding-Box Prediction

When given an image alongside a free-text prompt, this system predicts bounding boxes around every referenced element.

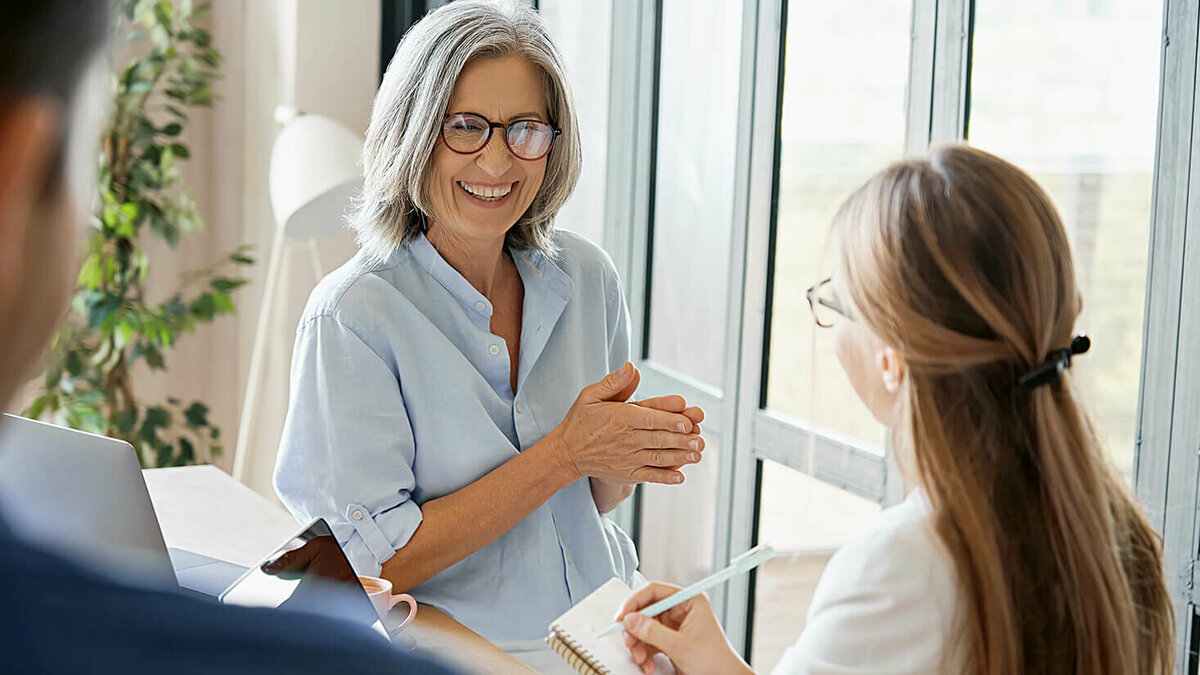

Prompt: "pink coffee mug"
[357,575,417,630]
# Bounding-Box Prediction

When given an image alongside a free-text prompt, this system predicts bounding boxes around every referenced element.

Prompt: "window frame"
[1133,0,1200,669]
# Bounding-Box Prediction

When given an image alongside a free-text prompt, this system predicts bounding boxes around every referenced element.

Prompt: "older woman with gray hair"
[274,0,705,642]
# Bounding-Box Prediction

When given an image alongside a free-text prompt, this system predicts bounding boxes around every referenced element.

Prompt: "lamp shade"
[268,112,364,240]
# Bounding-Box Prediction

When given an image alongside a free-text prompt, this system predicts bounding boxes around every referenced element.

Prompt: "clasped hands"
[546,362,706,486]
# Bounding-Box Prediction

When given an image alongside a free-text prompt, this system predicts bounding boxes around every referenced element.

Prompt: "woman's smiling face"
[427,54,550,244]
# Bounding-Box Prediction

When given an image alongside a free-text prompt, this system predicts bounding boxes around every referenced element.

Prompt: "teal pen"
[597,543,776,639]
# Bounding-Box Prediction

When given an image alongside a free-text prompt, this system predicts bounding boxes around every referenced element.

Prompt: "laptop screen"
[220,518,386,635]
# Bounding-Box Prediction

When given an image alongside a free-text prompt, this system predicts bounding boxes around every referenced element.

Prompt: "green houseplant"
[26,0,254,468]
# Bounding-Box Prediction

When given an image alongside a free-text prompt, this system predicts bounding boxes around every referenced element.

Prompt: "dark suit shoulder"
[0,524,456,675]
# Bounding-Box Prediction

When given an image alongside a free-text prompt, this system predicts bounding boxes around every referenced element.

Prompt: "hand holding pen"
[611,545,774,675]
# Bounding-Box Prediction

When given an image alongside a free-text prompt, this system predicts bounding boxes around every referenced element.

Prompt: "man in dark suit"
[0,4,455,673]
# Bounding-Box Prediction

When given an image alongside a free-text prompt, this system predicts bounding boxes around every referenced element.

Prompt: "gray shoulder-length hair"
[349,0,582,262]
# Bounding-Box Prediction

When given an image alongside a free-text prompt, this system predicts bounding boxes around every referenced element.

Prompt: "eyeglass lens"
[442,113,556,160]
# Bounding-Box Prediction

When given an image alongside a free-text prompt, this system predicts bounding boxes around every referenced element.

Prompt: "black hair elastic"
[1015,335,1091,391]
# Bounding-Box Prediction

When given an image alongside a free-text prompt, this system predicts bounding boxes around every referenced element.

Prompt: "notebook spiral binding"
[546,627,610,675]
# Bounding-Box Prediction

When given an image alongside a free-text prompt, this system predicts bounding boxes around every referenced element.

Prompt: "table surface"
[143,465,536,674]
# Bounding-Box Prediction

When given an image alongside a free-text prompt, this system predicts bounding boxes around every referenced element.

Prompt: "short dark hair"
[0,1,110,184]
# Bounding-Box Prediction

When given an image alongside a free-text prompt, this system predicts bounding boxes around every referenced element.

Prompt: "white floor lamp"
[232,106,363,484]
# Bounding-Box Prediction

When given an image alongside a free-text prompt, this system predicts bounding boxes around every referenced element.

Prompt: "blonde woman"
[275,0,704,643]
[617,145,1173,674]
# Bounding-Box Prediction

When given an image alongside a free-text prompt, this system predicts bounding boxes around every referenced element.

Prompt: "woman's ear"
[875,346,906,394]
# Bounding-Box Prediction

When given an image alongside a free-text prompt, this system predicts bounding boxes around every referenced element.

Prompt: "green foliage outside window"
[26,0,254,468]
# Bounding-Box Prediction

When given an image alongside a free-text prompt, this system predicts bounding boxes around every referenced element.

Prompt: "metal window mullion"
[751,411,888,504]
[602,0,659,540]
[904,0,938,155]
[1133,0,1199,669]
[1135,0,1194,532]
[723,0,783,655]
[929,0,971,143]
[603,0,657,352]
[708,0,769,635]
[1164,144,1200,671]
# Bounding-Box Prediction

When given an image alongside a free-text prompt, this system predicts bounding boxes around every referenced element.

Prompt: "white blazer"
[772,491,959,674]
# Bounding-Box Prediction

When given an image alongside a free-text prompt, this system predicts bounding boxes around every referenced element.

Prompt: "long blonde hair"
[832,144,1173,674]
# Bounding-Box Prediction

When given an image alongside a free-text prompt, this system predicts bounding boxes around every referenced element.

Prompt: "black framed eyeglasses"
[806,277,850,328]
[441,112,562,161]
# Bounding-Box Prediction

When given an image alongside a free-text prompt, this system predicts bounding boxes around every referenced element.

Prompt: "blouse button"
[489,345,501,355]
[474,301,486,311]
[516,402,524,414]
[351,509,364,521]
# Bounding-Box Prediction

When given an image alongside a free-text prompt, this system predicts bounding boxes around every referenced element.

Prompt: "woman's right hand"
[546,362,704,485]
[616,583,753,675]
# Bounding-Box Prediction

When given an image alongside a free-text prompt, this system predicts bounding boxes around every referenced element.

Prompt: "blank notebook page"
[547,577,676,675]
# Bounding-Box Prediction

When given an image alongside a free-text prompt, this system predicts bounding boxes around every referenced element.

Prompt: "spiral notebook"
[546,578,676,675]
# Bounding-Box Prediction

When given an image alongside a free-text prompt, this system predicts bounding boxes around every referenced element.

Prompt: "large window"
[644,0,743,388]
[764,0,910,444]
[635,0,745,587]
[967,0,1163,476]
[601,0,1198,665]
[749,0,911,668]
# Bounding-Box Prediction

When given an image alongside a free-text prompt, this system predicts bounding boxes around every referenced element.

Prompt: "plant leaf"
[145,344,165,370]
[66,351,85,377]
[115,409,138,434]
[87,293,122,331]
[28,396,47,420]
[163,295,188,317]
[155,442,173,468]
[210,278,247,293]
[190,293,215,321]
[184,402,208,428]
[77,253,103,291]
[212,291,234,314]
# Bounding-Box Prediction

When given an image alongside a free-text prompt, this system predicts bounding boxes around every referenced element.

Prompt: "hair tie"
[1015,335,1091,391]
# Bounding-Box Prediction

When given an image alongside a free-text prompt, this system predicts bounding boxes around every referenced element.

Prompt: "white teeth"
[459,181,513,200]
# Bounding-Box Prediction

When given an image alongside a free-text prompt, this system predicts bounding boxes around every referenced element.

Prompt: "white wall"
[130,0,380,502]
[221,0,379,501]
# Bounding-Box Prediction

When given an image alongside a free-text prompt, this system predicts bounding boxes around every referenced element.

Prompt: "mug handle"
[386,593,418,630]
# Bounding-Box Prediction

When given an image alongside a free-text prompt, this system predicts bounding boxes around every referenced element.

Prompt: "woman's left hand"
[632,395,703,471]
[633,395,704,438]
[589,393,705,512]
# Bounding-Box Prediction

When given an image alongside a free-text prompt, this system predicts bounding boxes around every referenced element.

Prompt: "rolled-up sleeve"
[274,315,423,577]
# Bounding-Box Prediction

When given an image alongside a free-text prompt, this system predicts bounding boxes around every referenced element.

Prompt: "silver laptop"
[0,413,243,594]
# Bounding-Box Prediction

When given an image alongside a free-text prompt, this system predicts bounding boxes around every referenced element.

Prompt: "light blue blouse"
[274,230,638,641]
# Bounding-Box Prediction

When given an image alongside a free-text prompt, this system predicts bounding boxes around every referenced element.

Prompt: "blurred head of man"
[0,2,109,411]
